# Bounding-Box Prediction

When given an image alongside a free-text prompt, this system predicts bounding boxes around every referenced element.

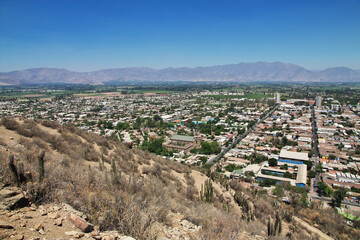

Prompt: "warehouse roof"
[280,149,309,161]
[295,165,307,185]
[171,135,194,142]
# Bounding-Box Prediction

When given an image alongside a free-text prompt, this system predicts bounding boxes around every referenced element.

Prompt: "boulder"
[54,218,62,226]
[34,222,43,231]
[0,187,28,210]
[68,213,94,233]
[0,220,14,229]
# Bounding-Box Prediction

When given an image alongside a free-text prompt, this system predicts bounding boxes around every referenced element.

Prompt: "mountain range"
[0,62,359,85]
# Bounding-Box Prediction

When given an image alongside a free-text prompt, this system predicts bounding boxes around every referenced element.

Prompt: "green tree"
[318,181,333,197]
[308,170,316,179]
[268,158,278,167]
[332,187,347,207]
[283,171,292,179]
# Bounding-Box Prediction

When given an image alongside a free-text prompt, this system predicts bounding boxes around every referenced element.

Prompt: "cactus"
[89,192,96,206]
[234,192,253,221]
[111,157,116,175]
[104,170,109,184]
[8,154,19,186]
[98,157,103,171]
[200,179,213,203]
[38,151,45,183]
[84,148,89,159]
[17,161,26,184]
[111,157,120,185]
[267,212,282,236]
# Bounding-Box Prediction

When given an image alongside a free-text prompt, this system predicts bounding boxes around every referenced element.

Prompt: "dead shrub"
[186,185,198,200]
[1,117,19,130]
[41,120,60,129]
[0,137,6,146]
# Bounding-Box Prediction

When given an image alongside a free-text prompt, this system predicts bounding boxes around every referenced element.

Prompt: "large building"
[278,149,309,165]
[315,96,322,108]
[252,163,307,187]
[163,134,200,153]
[275,92,281,104]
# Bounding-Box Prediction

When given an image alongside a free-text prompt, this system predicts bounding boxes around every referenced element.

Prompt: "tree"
[332,187,347,207]
[273,185,284,197]
[308,170,316,179]
[268,158,278,167]
[303,160,313,170]
[283,171,292,179]
[316,164,323,173]
[318,181,333,197]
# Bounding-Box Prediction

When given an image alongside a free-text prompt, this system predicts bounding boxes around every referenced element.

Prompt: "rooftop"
[280,149,309,161]
[170,135,195,142]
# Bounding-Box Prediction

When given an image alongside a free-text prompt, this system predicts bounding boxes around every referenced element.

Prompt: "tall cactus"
[98,157,103,171]
[17,161,26,184]
[8,154,19,187]
[267,213,282,236]
[111,157,120,185]
[200,179,213,203]
[38,151,45,183]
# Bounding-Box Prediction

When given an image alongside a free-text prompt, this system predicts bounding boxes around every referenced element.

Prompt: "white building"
[275,92,281,104]
[315,96,322,108]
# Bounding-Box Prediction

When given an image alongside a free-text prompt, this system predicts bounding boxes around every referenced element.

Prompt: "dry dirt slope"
[0,118,354,239]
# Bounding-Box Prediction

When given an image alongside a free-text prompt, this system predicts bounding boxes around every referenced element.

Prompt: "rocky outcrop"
[0,186,28,210]
[68,212,94,233]
[0,203,135,240]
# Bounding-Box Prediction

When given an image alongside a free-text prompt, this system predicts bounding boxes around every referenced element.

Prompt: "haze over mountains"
[0,62,359,85]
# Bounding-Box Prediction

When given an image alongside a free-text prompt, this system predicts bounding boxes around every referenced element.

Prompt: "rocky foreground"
[0,185,136,240]
[0,185,208,240]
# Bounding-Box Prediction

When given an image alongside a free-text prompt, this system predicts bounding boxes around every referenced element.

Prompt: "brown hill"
[0,118,358,239]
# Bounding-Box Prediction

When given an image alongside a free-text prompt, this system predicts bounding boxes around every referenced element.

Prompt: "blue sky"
[0,0,359,71]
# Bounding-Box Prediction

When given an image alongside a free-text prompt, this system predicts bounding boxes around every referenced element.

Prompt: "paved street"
[207,103,280,165]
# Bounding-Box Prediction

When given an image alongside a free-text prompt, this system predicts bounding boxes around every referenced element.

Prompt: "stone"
[52,205,61,211]
[102,236,114,240]
[29,206,37,211]
[0,220,14,229]
[54,218,62,226]
[38,206,47,216]
[100,230,123,238]
[10,214,20,221]
[0,187,29,210]
[120,237,136,240]
[65,231,79,236]
[13,234,24,240]
[39,228,45,235]
[48,212,61,219]
[34,222,43,231]
[68,213,94,233]
[65,231,84,238]
[90,230,100,237]
[62,203,88,219]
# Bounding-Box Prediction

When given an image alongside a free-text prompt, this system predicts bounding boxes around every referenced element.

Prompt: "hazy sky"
[0,0,359,71]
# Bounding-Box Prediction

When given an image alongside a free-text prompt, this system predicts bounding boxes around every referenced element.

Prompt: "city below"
[1,83,360,239]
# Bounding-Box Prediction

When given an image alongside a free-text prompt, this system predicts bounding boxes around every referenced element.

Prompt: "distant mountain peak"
[0,62,359,85]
